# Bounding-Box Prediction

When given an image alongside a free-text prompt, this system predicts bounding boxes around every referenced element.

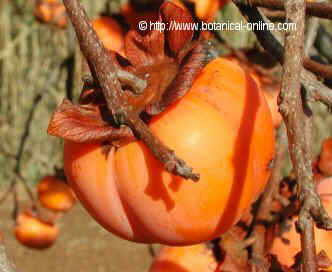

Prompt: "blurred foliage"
[0,0,332,189]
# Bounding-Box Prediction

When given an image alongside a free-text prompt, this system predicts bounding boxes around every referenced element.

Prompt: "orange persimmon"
[34,0,67,28]
[37,175,76,212]
[188,0,228,22]
[63,57,275,245]
[149,244,218,272]
[270,177,332,267]
[318,138,332,177]
[91,17,125,55]
[14,211,59,249]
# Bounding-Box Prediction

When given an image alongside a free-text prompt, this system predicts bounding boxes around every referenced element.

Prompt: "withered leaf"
[125,30,165,67]
[47,99,133,143]
[160,1,194,55]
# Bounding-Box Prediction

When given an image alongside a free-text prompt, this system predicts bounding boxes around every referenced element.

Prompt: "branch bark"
[278,0,318,270]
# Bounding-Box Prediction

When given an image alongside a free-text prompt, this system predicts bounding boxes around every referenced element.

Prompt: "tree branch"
[279,0,316,270]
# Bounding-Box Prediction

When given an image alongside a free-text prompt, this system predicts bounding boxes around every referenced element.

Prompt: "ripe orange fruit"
[187,0,228,22]
[270,177,332,267]
[149,244,218,272]
[91,16,125,55]
[14,211,59,249]
[64,57,275,245]
[37,175,76,212]
[34,0,67,28]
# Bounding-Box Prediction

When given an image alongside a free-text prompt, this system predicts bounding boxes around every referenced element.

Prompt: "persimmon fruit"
[188,0,228,21]
[270,177,332,267]
[149,244,218,272]
[63,57,275,245]
[91,17,125,55]
[14,211,59,249]
[37,175,76,212]
[34,0,67,28]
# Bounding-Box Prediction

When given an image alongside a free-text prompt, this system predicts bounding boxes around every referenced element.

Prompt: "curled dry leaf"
[47,99,133,143]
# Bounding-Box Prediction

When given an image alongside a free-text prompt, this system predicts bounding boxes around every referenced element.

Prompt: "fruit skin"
[91,17,125,55]
[270,177,332,267]
[37,175,76,212]
[14,211,58,249]
[225,56,282,129]
[318,138,332,176]
[149,244,218,272]
[64,57,275,245]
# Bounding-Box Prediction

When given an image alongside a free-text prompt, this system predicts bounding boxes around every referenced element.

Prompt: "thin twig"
[233,0,332,20]
[250,126,288,270]
[235,3,332,80]
[62,0,199,181]
[234,4,332,111]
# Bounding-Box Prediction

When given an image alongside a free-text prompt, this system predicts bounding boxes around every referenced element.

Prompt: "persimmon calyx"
[51,0,204,181]
[47,99,134,143]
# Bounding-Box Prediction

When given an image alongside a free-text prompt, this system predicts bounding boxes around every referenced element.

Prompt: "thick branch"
[62,0,199,181]
[279,0,316,270]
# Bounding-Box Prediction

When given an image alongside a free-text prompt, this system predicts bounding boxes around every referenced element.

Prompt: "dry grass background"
[0,0,109,188]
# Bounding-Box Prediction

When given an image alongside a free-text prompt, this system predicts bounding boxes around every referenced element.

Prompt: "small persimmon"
[37,175,76,212]
[14,211,58,249]
[34,0,67,28]
[63,57,275,245]
[91,17,125,55]
[270,177,332,267]
[318,138,332,177]
[188,0,228,22]
[149,244,218,272]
